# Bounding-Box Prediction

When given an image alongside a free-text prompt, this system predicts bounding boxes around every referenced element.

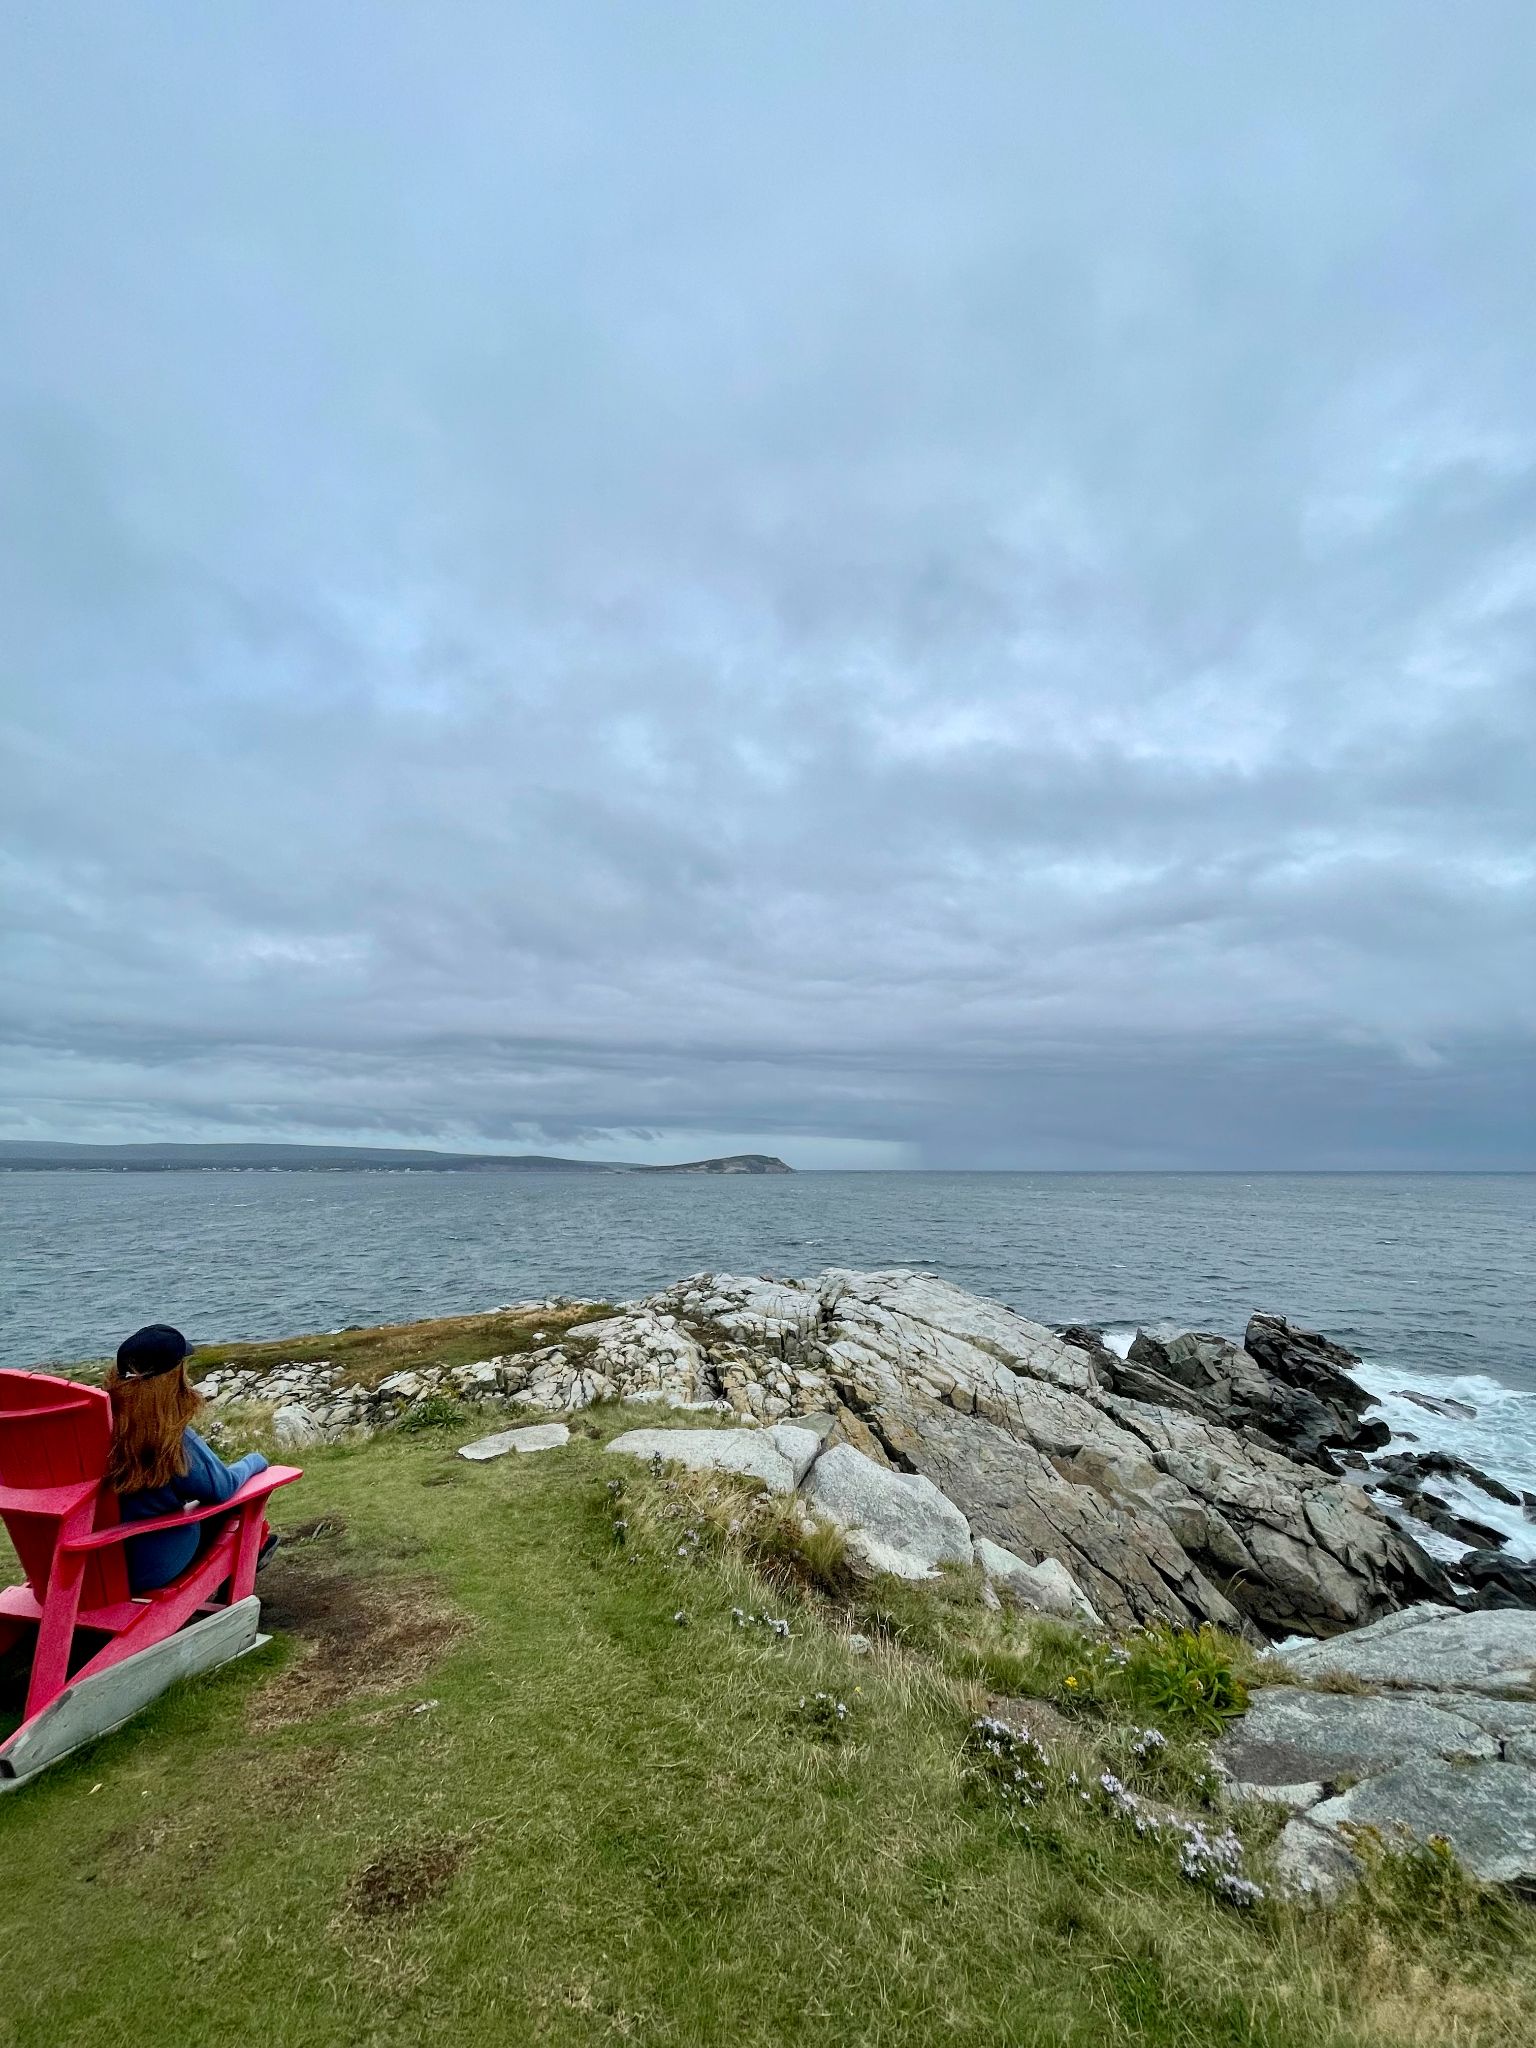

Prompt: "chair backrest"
[0,1370,127,1606]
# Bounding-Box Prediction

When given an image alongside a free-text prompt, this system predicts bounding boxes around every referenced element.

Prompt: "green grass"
[3,1404,1533,2048]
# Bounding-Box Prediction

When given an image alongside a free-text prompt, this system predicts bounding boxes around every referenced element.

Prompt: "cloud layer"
[2,5,1533,1166]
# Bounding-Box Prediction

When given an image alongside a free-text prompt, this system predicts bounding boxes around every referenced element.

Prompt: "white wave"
[1353,1361,1536,1563]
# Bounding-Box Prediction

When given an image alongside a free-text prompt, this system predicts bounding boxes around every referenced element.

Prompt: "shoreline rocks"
[198,1267,1500,1639]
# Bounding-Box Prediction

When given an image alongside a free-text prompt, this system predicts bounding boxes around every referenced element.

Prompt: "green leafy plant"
[1056,1624,1248,1734]
[395,1394,467,1433]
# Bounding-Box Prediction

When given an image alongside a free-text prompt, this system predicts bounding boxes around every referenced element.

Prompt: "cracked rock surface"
[204,1267,1451,1642]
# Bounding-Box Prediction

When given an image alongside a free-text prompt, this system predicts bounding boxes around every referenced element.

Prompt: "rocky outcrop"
[1070,1316,1389,1471]
[1220,1607,1536,1895]
[593,1270,1446,1638]
[1242,1314,1389,1447]
[202,1268,1454,1642]
[1275,1602,1536,1694]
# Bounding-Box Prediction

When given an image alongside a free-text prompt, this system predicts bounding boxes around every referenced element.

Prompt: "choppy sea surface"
[3,1170,1532,1539]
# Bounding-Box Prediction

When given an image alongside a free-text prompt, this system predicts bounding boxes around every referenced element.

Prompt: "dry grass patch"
[186,1302,612,1389]
[344,1832,475,1918]
[249,1542,470,1729]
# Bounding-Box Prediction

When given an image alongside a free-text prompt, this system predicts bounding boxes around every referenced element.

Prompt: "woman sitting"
[109,1322,272,1594]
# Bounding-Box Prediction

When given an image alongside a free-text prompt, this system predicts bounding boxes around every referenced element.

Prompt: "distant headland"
[0,1141,794,1175]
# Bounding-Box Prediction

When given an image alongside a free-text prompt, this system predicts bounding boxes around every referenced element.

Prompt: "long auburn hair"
[107,1363,203,1493]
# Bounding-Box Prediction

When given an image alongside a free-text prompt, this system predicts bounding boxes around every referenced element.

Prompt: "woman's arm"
[181,1426,269,1503]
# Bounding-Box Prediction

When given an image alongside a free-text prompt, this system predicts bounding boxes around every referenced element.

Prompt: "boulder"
[457,1422,570,1462]
[1457,1550,1536,1612]
[603,1427,801,1494]
[1219,1687,1497,1792]
[801,1443,973,1580]
[272,1402,328,1448]
[1307,1759,1536,1888]
[1277,1603,1536,1694]
[972,1537,1099,1623]
[1271,1816,1364,1900]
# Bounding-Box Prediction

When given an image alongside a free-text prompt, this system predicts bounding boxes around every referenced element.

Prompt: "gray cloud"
[2,4,1533,1166]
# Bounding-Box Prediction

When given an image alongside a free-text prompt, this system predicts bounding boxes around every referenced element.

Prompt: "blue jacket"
[116,1427,269,1593]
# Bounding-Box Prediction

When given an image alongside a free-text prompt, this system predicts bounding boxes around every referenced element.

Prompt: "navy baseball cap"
[115,1324,194,1378]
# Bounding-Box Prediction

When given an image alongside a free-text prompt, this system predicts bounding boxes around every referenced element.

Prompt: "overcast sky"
[2,6,1533,1168]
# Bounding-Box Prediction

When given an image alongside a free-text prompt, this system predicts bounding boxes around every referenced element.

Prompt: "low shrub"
[395,1394,468,1433]
[1056,1622,1249,1734]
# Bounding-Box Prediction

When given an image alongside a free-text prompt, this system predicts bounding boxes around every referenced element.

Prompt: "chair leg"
[229,1509,269,1602]
[26,1557,85,1717]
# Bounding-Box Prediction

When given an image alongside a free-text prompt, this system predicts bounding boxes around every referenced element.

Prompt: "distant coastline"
[0,1141,793,1175]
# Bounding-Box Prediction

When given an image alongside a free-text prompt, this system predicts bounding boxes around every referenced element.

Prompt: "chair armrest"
[0,1477,99,1519]
[59,1465,302,1553]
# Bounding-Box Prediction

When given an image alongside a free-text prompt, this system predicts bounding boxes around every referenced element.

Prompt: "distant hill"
[0,1141,792,1174]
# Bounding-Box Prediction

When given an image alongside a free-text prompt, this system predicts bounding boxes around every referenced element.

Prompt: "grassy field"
[2,1399,1533,2048]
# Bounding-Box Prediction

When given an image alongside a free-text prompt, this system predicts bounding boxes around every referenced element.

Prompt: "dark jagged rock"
[1372,1477,1507,1552]
[1460,1549,1536,1610]
[1243,1313,1391,1455]
[1376,1449,1523,1508]
[1087,1324,1388,1472]
[1392,1387,1477,1421]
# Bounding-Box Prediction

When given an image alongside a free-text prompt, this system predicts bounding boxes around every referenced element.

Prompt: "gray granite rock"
[1271,1815,1363,1899]
[1277,1603,1536,1694]
[603,1426,800,1493]
[766,1423,825,1485]
[1219,1686,1497,1791]
[272,1402,327,1448]
[972,1537,1100,1623]
[457,1422,570,1462]
[1308,1759,1536,1887]
[801,1442,973,1579]
[1232,1779,1326,1814]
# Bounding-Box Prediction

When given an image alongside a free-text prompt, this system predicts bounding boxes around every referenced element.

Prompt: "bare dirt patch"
[345,1833,471,1917]
[250,1548,470,1730]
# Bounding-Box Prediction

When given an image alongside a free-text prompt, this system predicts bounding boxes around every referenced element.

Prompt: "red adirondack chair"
[0,1368,300,1788]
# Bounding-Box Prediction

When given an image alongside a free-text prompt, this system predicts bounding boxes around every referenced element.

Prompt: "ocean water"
[3,1170,1532,1541]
